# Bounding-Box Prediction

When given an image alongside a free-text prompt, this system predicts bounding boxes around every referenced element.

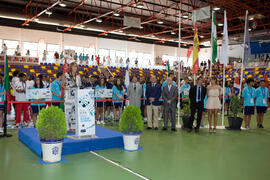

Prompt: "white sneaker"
[158,117,162,121]
[0,127,3,133]
[101,120,105,125]
[143,117,147,121]
[96,121,101,125]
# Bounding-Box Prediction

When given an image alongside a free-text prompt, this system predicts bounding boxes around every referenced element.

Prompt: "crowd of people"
[0,61,269,134]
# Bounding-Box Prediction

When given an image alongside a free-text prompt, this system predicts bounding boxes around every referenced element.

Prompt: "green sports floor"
[1,113,270,180]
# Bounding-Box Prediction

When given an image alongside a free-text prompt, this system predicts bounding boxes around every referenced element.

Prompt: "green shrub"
[36,106,67,141]
[119,105,143,133]
[182,98,191,116]
[230,95,242,118]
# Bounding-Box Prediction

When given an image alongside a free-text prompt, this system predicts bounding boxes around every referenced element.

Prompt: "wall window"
[47,44,60,59]
[99,48,109,63]
[64,45,84,55]
[162,55,176,66]
[116,50,125,59]
[4,40,19,56]
[23,42,38,57]
[0,39,2,53]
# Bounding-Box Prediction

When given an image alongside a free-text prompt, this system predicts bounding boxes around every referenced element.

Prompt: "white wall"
[0,25,245,66]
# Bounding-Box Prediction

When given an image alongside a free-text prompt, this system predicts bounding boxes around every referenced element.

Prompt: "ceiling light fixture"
[136,3,144,9]
[119,30,123,33]
[80,24,85,28]
[157,20,164,24]
[218,23,223,26]
[140,26,143,29]
[200,35,204,38]
[182,14,189,19]
[59,3,67,7]
[45,10,52,15]
[249,28,252,31]
[213,7,220,11]
[96,19,102,23]
[34,18,39,22]
[171,31,176,35]
[113,12,120,17]
[249,17,254,20]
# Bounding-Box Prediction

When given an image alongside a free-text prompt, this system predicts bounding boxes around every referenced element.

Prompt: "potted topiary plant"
[119,105,144,151]
[36,106,67,162]
[227,95,243,130]
[182,98,191,129]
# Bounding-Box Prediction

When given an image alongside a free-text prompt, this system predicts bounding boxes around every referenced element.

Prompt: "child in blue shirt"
[112,78,124,122]
[255,80,269,128]
[242,78,255,129]
[224,82,232,115]
[0,75,5,133]
[31,76,46,127]
[51,72,63,108]
[95,78,106,125]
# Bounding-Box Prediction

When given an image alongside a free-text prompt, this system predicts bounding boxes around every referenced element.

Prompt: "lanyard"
[261,87,265,99]
[248,87,253,98]
[22,82,26,90]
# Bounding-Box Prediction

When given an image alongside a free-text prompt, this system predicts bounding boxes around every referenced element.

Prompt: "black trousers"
[189,102,203,129]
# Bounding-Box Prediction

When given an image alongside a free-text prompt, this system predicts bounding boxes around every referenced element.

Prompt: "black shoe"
[162,127,167,131]
[171,128,177,131]
[154,127,158,130]
[259,124,264,128]
[147,127,152,130]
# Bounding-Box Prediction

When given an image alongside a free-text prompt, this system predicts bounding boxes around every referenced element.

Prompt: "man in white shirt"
[15,73,30,127]
[11,71,20,100]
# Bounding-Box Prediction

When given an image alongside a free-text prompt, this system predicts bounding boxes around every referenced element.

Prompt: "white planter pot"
[123,132,141,151]
[41,140,63,162]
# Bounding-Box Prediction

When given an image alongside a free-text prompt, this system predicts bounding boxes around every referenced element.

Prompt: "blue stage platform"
[18,126,124,157]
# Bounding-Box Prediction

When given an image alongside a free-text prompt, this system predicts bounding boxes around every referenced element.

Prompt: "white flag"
[220,10,229,66]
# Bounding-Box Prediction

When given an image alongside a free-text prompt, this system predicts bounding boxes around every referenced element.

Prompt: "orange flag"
[192,22,199,74]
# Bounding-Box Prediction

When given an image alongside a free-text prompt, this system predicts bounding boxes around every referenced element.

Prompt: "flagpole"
[222,63,225,127]
[177,11,181,128]
[210,10,213,78]
[239,10,248,97]
[0,55,12,138]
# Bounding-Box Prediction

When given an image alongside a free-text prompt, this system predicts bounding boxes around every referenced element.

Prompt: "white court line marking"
[90,151,150,180]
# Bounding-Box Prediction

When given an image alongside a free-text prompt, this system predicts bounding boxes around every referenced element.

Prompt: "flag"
[124,64,129,89]
[4,55,11,113]
[265,71,269,88]
[167,61,170,75]
[243,10,251,67]
[220,10,229,66]
[192,22,199,74]
[233,71,240,96]
[60,58,68,111]
[187,46,193,62]
[4,55,10,91]
[203,68,207,81]
[211,10,217,64]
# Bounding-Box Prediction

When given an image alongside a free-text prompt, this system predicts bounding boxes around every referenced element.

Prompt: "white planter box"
[41,140,63,162]
[122,132,141,151]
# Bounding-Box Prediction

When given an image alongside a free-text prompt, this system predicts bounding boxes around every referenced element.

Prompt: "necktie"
[198,86,201,101]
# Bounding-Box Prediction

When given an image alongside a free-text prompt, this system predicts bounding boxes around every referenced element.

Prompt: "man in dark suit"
[146,75,161,130]
[188,77,206,133]
[162,77,178,131]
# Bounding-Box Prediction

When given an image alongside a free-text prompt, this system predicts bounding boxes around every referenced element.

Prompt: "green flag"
[167,61,170,75]
[211,11,217,64]
[4,55,10,91]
